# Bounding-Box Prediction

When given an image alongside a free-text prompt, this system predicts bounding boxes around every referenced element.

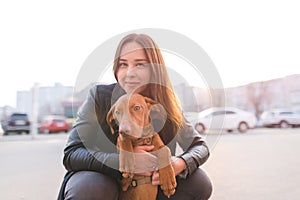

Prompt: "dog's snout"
[119,122,131,135]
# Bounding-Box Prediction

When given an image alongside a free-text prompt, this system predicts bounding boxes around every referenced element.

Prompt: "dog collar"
[132,124,156,146]
[130,176,152,188]
[132,136,153,146]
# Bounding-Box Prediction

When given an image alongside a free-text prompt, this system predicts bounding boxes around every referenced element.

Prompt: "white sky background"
[1,0,300,107]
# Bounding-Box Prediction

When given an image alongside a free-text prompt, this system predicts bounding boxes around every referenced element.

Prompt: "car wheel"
[195,123,205,134]
[238,122,248,133]
[279,121,290,128]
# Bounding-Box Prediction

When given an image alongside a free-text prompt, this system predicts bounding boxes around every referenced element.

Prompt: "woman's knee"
[175,168,212,200]
[64,171,119,200]
[157,168,212,200]
[193,168,213,199]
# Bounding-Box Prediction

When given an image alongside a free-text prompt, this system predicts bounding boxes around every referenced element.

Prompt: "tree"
[246,82,269,118]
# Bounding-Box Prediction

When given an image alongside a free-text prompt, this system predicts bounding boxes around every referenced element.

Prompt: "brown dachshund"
[106,93,177,200]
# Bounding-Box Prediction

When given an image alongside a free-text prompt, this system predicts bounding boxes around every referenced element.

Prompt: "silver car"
[260,109,300,128]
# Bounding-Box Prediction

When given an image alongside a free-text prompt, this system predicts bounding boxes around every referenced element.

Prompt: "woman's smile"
[116,42,152,94]
[125,81,140,87]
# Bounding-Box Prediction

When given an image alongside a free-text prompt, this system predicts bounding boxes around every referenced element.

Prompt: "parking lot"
[0,128,300,200]
[203,128,300,200]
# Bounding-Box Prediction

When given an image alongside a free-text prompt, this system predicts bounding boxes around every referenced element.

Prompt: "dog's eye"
[133,105,141,111]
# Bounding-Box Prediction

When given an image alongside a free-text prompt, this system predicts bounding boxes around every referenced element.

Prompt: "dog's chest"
[131,124,156,146]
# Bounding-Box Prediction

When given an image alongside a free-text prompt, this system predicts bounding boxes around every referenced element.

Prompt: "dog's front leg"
[152,134,177,198]
[118,135,135,191]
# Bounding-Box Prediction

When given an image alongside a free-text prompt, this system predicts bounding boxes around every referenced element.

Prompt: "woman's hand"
[151,157,186,185]
[133,145,158,176]
[171,157,187,176]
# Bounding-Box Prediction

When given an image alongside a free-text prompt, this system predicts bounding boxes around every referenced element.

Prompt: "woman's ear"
[106,105,116,134]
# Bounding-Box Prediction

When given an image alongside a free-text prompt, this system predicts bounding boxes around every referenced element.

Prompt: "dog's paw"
[120,177,132,191]
[122,172,134,179]
[159,165,177,198]
[119,150,135,174]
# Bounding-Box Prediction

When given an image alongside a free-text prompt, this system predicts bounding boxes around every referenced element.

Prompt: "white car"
[0,125,3,136]
[260,109,300,128]
[184,107,257,133]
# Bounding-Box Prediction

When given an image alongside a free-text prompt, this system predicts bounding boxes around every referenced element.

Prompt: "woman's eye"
[119,63,127,68]
[115,110,120,115]
[136,63,145,68]
[133,105,141,111]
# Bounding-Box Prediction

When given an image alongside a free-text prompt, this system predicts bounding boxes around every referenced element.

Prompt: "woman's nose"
[126,65,136,77]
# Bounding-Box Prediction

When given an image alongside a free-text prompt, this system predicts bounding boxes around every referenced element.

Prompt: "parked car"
[260,109,300,128]
[0,125,4,136]
[38,115,70,134]
[184,107,257,133]
[1,113,31,135]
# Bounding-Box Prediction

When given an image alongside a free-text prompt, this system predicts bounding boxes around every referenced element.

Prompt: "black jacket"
[58,83,210,199]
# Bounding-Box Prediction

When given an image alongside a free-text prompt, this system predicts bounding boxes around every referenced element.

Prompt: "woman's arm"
[175,123,210,179]
[62,85,122,179]
[63,127,121,179]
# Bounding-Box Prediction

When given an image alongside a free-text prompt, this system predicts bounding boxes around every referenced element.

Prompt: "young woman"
[58,33,212,200]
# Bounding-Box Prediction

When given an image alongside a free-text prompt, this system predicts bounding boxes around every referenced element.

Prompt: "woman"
[58,33,212,200]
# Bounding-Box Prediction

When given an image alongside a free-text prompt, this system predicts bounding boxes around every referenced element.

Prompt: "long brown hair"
[113,33,185,140]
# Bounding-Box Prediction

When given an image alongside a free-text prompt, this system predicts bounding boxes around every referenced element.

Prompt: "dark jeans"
[64,168,212,200]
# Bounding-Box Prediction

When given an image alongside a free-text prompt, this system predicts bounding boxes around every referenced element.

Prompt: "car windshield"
[53,119,65,122]
[11,114,28,120]
[198,109,214,118]
[279,112,293,115]
[199,108,234,118]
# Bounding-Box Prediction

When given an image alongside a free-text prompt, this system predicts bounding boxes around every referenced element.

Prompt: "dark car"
[2,113,31,135]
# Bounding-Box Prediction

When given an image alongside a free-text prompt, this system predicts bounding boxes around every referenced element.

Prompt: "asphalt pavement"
[203,128,300,200]
[0,133,68,200]
[0,128,300,200]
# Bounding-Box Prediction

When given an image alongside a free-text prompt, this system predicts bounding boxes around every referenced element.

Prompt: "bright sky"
[1,0,300,107]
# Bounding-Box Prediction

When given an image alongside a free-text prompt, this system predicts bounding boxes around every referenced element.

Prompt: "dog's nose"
[119,123,130,135]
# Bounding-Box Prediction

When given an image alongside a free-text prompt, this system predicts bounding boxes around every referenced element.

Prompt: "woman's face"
[116,42,152,94]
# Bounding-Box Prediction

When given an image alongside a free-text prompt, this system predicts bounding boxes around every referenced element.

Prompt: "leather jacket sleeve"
[62,85,122,179]
[175,122,210,179]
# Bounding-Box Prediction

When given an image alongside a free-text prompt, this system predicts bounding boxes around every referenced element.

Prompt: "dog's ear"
[144,96,157,108]
[144,97,160,112]
[144,97,167,132]
[106,105,116,135]
[144,97,165,114]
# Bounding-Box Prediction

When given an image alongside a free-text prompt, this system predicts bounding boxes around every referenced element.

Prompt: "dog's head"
[106,93,165,138]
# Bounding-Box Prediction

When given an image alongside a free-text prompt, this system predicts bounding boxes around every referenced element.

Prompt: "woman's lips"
[125,82,140,87]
